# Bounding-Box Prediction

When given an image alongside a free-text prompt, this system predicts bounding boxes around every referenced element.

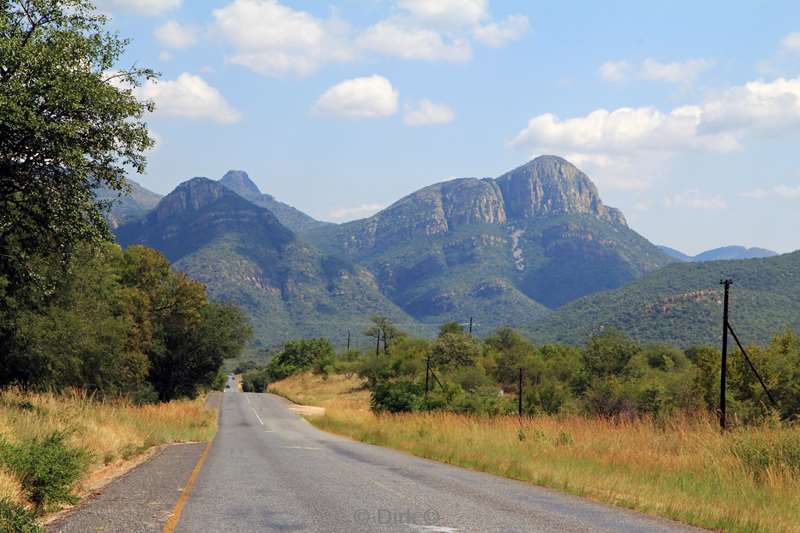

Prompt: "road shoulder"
[46,442,207,533]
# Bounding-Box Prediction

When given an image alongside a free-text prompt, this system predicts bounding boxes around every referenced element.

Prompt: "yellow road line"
[162,438,213,533]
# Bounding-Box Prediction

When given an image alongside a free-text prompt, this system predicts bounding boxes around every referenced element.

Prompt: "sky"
[100,0,800,255]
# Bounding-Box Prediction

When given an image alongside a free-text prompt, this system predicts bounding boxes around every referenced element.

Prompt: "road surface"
[174,376,698,532]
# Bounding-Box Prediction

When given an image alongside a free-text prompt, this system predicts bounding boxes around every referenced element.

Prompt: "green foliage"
[0,244,252,401]
[0,499,42,533]
[265,338,335,381]
[370,381,423,413]
[0,0,155,341]
[0,432,88,513]
[347,322,800,423]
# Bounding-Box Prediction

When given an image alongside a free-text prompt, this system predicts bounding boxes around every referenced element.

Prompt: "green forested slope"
[529,251,800,347]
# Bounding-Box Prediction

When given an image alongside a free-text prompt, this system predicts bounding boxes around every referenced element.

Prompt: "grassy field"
[271,372,800,533]
[0,388,217,510]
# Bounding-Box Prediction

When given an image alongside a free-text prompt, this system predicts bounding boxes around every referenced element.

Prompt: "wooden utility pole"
[425,355,431,399]
[518,368,524,418]
[720,279,732,430]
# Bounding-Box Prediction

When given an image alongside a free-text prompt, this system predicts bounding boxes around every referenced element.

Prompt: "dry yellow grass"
[272,372,800,533]
[0,388,217,509]
[269,372,370,412]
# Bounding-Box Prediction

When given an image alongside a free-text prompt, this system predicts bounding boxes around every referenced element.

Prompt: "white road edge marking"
[370,480,404,497]
[252,407,264,426]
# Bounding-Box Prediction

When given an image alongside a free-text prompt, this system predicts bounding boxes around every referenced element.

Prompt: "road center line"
[252,407,264,426]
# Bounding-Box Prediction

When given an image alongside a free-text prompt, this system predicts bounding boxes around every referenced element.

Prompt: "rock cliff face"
[307,156,674,324]
[319,156,629,257]
[495,156,627,226]
[219,170,263,202]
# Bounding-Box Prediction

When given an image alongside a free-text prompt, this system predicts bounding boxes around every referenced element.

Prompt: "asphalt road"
[173,377,698,533]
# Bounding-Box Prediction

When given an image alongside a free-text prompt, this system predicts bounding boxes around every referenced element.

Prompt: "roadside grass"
[0,388,217,515]
[268,372,370,412]
[272,372,800,533]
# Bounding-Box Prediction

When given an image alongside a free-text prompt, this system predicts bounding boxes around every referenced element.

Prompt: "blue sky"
[102,0,800,255]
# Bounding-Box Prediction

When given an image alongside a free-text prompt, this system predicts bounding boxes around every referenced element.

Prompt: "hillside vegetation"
[272,372,800,533]
[530,251,800,347]
[117,178,416,350]
[114,157,678,348]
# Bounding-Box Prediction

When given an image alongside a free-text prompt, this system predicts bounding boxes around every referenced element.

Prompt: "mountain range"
[658,245,778,263]
[110,156,798,349]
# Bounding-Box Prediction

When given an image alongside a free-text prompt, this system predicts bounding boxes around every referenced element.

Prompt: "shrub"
[0,432,89,512]
[241,368,268,393]
[370,381,423,413]
[0,499,42,533]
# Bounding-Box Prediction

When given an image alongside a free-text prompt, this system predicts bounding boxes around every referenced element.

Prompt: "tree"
[0,0,156,355]
[582,329,640,378]
[364,315,404,355]
[4,243,149,393]
[431,332,480,370]
[265,339,335,382]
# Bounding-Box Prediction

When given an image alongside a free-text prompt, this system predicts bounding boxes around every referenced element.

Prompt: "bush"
[241,368,268,393]
[370,381,423,413]
[0,432,89,512]
[0,499,42,533]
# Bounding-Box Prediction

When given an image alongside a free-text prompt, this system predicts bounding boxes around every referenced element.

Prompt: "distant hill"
[95,178,162,228]
[658,245,693,262]
[218,170,330,234]
[116,178,416,350]
[658,245,778,262]
[529,251,800,347]
[694,246,777,262]
[308,156,675,331]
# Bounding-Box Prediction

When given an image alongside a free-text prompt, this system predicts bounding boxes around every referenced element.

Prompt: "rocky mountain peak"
[147,177,232,223]
[219,170,262,201]
[495,155,626,225]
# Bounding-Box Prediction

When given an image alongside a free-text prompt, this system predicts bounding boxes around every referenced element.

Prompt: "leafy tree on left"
[0,0,156,358]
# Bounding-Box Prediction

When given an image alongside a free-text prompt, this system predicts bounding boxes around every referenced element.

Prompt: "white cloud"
[781,32,800,52]
[511,76,800,189]
[135,73,241,124]
[699,78,800,135]
[96,0,181,16]
[511,105,736,155]
[473,15,529,47]
[404,99,455,126]
[665,190,727,210]
[329,203,387,220]
[213,0,354,78]
[158,51,173,62]
[358,20,471,62]
[397,0,489,28]
[740,185,800,199]
[599,60,630,82]
[212,0,526,76]
[598,58,713,84]
[314,75,398,119]
[640,58,713,84]
[154,21,199,49]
